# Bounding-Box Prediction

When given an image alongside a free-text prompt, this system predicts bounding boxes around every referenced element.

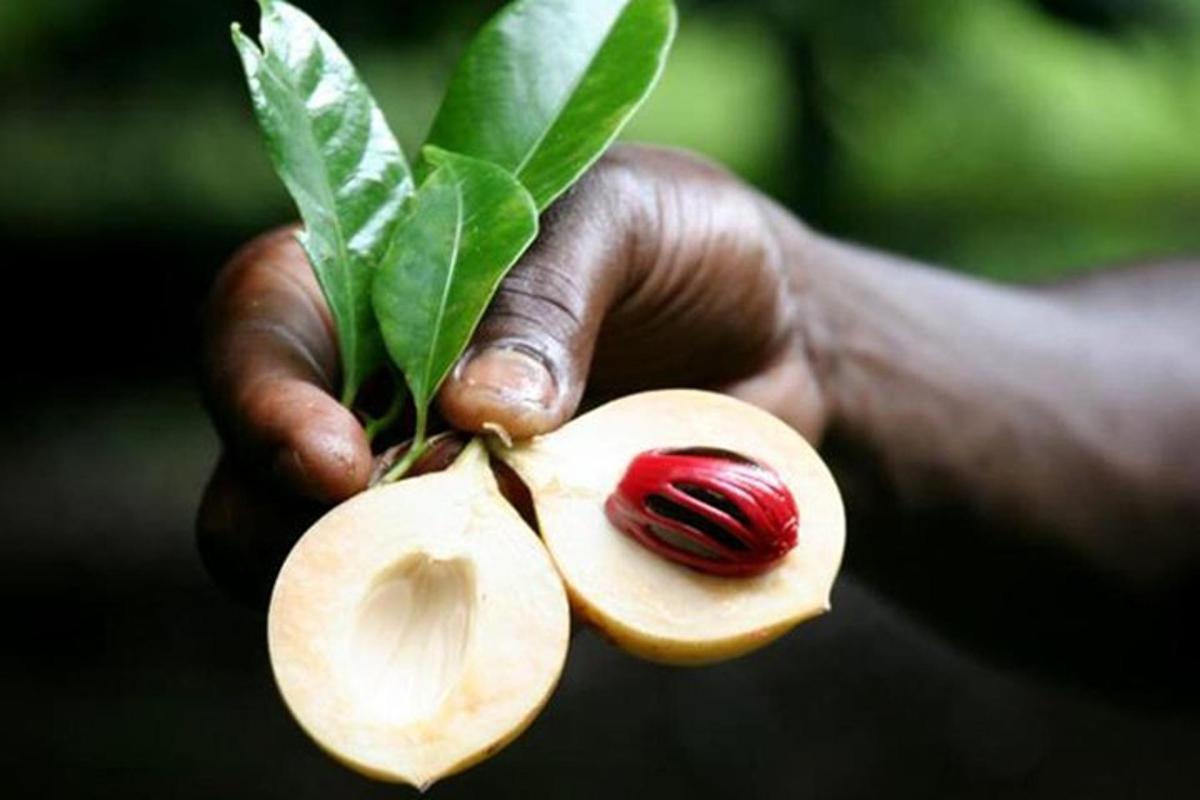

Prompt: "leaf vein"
[420,177,466,399]
[511,1,630,178]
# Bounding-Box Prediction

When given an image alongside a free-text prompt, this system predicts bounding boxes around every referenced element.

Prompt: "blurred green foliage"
[821,0,1200,278]
[622,14,792,189]
[1,0,1199,281]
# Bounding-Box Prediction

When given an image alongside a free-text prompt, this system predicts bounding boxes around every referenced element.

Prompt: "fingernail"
[457,346,557,408]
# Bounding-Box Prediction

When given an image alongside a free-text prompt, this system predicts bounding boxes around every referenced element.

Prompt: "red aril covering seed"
[604,448,799,577]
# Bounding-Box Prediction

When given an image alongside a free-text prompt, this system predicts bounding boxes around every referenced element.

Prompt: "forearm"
[785,226,1200,584]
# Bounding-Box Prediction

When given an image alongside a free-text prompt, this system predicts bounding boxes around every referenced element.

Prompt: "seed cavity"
[347,554,476,726]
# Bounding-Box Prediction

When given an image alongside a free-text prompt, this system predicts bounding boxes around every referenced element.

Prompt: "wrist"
[757,203,851,443]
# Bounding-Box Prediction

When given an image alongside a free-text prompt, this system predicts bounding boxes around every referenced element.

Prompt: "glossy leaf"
[425,0,676,210]
[373,147,538,439]
[232,0,412,405]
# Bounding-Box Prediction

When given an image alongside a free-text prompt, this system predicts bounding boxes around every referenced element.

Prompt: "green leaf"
[425,0,676,210]
[232,0,412,405]
[373,147,538,442]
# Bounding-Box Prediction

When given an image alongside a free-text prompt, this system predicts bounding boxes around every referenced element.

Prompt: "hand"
[196,142,1200,696]
[197,144,828,604]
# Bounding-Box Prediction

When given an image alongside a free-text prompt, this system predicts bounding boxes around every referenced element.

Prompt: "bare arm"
[780,217,1200,587]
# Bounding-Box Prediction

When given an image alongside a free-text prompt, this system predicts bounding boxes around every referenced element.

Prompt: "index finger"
[202,227,372,503]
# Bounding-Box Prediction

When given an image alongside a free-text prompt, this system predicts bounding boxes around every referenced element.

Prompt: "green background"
[4,0,1200,279]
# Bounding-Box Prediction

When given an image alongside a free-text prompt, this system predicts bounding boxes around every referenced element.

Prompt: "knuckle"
[574,145,744,283]
[234,377,290,444]
[485,271,587,348]
[548,147,651,237]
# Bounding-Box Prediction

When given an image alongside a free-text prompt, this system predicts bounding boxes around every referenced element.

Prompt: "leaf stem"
[339,376,358,408]
[363,390,405,444]
[380,405,428,483]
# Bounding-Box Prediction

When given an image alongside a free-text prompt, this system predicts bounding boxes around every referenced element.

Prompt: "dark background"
[2,0,1199,797]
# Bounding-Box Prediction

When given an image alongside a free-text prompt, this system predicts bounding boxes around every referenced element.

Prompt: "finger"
[437,160,638,440]
[203,227,372,502]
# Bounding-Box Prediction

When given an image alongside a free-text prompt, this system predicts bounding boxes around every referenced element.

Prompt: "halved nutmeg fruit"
[267,389,843,787]
[497,389,843,665]
[267,440,569,789]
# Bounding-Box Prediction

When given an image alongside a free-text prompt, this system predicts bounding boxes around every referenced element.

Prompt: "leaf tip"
[230,21,260,64]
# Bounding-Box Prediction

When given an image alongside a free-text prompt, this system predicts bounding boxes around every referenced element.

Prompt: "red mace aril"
[604,447,800,577]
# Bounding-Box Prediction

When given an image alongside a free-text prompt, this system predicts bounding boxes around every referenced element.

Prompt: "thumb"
[437,165,634,439]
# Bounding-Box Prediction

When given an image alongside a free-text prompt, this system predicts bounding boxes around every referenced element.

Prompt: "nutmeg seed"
[605,448,799,576]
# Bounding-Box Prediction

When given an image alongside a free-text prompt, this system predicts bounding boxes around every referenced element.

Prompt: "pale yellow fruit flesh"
[498,390,844,665]
[267,440,570,789]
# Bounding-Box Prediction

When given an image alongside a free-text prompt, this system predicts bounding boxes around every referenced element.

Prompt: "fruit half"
[267,440,569,789]
[498,390,844,665]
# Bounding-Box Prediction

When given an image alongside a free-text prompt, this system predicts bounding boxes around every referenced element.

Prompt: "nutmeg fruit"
[267,389,844,787]
[268,440,569,789]
[497,390,844,665]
